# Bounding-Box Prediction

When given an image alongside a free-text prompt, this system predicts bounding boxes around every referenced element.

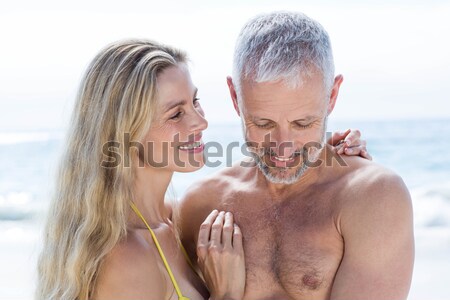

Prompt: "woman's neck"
[129,166,173,229]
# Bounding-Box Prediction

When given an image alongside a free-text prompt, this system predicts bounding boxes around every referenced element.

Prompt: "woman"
[36,39,369,300]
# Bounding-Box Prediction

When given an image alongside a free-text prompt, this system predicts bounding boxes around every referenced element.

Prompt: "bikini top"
[130,202,194,300]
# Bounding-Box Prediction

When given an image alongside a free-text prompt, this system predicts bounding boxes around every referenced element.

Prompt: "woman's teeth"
[179,141,202,150]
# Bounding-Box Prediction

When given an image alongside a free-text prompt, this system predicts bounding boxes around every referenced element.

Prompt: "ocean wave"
[411,182,450,228]
[0,131,63,145]
[0,192,35,221]
[1,181,450,227]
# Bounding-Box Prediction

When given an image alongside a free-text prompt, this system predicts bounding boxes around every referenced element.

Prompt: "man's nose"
[271,128,296,157]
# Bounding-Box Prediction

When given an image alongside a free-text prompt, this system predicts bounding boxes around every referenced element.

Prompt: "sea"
[1,119,449,300]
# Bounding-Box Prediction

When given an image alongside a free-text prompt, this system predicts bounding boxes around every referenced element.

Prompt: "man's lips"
[263,151,303,168]
[272,155,295,162]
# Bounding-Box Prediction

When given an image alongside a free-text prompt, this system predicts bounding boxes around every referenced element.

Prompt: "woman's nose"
[189,108,208,133]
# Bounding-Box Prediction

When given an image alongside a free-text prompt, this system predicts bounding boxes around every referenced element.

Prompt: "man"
[179,11,414,300]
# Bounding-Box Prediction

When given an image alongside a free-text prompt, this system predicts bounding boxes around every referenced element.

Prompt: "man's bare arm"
[330,171,414,300]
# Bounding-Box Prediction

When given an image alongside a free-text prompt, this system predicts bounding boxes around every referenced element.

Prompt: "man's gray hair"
[232,11,335,96]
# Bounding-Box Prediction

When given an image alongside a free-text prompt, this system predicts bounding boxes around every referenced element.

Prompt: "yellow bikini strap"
[130,202,190,300]
[179,242,198,277]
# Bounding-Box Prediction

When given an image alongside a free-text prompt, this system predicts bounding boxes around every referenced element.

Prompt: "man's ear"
[227,76,240,116]
[327,74,343,115]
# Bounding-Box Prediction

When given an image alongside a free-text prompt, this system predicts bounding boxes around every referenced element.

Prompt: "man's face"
[229,72,341,184]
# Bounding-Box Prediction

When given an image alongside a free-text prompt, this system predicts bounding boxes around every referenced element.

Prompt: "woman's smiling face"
[141,63,208,173]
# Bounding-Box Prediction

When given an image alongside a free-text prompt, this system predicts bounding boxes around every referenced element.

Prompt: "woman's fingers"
[332,129,373,161]
[327,129,351,146]
[232,224,243,252]
[198,210,243,260]
[331,129,361,154]
[360,149,373,161]
[210,211,226,245]
[222,212,234,249]
[343,128,361,147]
[342,139,372,159]
[336,141,346,155]
[197,209,219,258]
[196,212,246,300]
[344,139,365,153]
[342,145,372,160]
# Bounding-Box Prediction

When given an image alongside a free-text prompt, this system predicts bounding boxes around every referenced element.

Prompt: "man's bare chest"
[220,190,344,299]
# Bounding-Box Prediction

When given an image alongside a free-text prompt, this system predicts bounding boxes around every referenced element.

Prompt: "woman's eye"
[170,111,182,120]
[193,97,200,107]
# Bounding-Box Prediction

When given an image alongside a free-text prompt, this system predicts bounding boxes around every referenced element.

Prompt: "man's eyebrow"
[247,114,271,121]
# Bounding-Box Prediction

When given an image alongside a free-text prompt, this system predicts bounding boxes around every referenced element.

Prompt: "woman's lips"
[178,141,205,153]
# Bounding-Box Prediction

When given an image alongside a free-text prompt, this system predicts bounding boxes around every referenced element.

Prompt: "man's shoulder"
[181,169,231,205]
[181,160,252,206]
[340,156,407,194]
[327,161,414,300]
[336,157,412,225]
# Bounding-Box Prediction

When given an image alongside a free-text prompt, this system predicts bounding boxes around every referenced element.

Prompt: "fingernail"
[346,148,353,154]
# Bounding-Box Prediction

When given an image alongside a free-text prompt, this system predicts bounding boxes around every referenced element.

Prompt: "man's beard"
[243,117,328,185]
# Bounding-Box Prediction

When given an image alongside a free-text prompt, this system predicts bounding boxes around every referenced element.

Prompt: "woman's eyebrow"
[163,88,198,113]
[163,100,187,113]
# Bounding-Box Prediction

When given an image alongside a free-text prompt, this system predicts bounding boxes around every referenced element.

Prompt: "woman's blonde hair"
[36,39,187,300]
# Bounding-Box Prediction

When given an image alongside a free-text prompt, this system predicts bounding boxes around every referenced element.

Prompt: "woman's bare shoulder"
[94,231,170,300]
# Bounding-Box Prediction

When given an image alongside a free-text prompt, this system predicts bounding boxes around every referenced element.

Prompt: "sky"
[1,0,449,131]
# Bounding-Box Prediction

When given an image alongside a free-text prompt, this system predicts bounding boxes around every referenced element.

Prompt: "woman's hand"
[327,129,372,160]
[197,210,246,300]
